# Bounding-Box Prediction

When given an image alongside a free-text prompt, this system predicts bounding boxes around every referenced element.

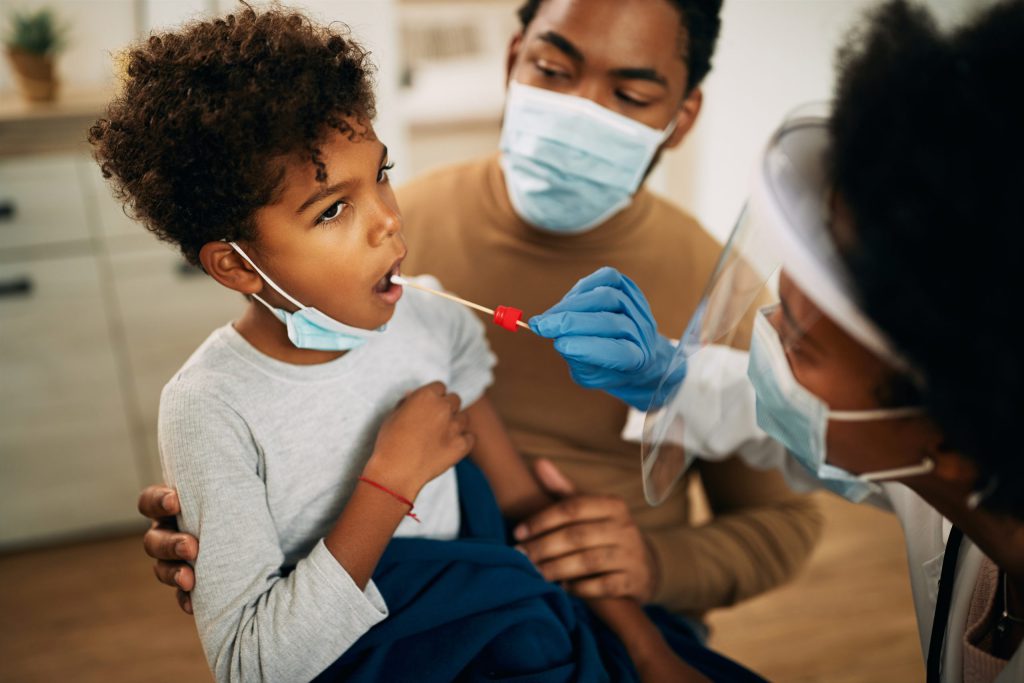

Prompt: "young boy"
[90,7,757,683]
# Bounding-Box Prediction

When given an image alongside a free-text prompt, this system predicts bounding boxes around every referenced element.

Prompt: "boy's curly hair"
[89,6,376,265]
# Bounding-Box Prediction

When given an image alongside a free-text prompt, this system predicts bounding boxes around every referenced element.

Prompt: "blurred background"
[0,0,980,681]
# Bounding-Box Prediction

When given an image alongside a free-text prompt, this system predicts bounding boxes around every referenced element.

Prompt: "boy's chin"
[363,299,400,328]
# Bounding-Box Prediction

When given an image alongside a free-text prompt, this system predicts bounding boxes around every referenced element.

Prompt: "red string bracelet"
[358,476,421,523]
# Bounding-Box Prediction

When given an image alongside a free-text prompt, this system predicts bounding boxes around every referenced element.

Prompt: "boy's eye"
[317,200,346,225]
[377,161,395,184]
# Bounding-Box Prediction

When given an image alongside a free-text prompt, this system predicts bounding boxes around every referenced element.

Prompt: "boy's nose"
[368,202,401,247]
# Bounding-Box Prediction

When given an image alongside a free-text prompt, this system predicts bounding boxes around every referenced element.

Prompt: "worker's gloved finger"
[541,285,633,318]
[529,310,643,346]
[567,363,635,391]
[560,267,627,300]
[538,289,653,347]
[557,268,652,322]
[553,336,646,373]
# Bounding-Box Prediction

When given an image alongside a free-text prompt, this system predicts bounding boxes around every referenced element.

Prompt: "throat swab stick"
[391,275,533,333]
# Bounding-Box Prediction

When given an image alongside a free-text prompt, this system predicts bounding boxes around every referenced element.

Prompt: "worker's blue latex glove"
[529,267,683,411]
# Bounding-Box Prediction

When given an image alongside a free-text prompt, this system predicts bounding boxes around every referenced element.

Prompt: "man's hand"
[138,485,198,614]
[514,459,660,603]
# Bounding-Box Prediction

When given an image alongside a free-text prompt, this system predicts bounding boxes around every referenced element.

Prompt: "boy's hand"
[364,382,475,499]
[514,459,659,603]
[138,485,198,614]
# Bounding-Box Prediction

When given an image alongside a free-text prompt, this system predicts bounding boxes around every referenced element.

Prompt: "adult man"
[141,0,821,626]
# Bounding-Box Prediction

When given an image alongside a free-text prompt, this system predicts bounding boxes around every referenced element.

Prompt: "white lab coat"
[623,345,1024,682]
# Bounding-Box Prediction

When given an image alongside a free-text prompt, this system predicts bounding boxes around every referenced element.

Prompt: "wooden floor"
[0,492,924,683]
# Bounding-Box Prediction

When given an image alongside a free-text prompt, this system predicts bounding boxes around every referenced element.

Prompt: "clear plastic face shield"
[640,105,919,506]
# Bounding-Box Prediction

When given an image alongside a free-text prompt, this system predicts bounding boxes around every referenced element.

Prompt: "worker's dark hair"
[829,0,1024,516]
[515,0,723,92]
[89,6,376,266]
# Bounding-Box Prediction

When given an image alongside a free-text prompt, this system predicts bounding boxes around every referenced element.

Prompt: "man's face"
[507,0,695,133]
[244,123,407,331]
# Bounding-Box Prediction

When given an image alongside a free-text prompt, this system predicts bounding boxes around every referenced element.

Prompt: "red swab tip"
[493,305,523,332]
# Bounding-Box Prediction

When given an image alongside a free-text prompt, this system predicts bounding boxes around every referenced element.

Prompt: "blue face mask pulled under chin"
[228,242,385,352]
[499,81,676,234]
[747,307,930,503]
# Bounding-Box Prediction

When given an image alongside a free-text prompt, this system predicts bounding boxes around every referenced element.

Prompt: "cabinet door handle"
[0,276,32,298]
[0,200,14,221]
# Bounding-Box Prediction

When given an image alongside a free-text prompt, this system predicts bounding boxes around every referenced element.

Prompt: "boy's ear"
[505,32,524,88]
[199,242,262,295]
[663,86,703,150]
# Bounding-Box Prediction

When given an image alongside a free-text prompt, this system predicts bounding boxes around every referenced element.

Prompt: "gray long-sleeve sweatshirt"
[158,279,495,682]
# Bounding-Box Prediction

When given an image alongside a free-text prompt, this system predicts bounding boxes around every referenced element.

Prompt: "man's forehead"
[526,0,687,69]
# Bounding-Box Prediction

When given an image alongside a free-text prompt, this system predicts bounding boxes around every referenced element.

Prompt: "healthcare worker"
[530,1,1024,681]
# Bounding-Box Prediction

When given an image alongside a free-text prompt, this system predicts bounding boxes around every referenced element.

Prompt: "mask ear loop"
[227,241,305,312]
[829,406,925,421]
[966,474,999,510]
[859,457,935,482]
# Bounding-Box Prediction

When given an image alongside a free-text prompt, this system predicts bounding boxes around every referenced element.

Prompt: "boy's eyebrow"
[296,181,352,215]
[537,31,584,63]
[295,146,388,215]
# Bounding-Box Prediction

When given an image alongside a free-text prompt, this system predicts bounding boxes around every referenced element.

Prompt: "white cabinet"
[108,244,242,482]
[0,152,242,548]
[0,155,93,249]
[0,251,141,546]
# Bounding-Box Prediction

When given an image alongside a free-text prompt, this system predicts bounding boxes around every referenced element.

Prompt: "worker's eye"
[776,324,800,353]
[317,200,346,225]
[377,161,395,184]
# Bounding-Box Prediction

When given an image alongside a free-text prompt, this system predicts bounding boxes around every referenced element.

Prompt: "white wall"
[660,0,988,244]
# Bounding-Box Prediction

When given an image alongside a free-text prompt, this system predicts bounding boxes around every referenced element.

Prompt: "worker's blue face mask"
[499,81,677,234]
[747,307,930,503]
[228,242,385,351]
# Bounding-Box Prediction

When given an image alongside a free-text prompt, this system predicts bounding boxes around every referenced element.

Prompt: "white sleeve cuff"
[306,539,389,625]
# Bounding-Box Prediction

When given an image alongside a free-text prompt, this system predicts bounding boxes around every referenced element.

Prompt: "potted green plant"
[4,7,68,102]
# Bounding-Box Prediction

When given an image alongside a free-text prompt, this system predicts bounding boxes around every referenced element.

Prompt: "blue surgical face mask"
[229,242,384,351]
[498,81,677,234]
[747,306,931,502]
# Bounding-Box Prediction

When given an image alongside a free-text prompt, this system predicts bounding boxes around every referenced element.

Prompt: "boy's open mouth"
[373,258,404,304]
